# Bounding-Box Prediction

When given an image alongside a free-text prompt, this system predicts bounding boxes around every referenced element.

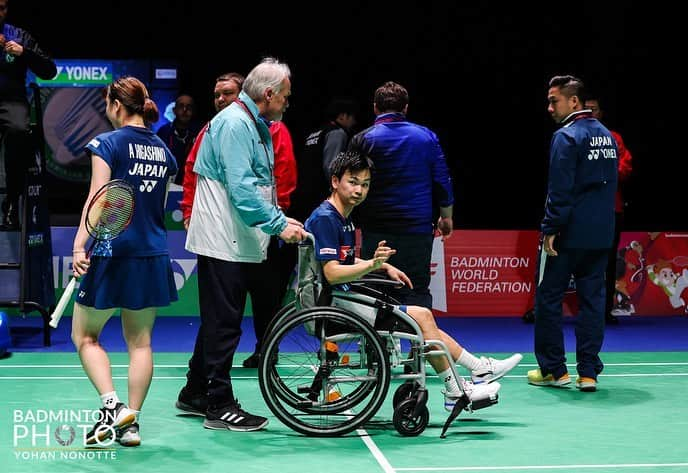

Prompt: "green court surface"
[1,352,687,473]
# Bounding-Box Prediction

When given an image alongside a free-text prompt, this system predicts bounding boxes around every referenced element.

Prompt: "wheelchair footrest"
[467,394,499,411]
[440,395,470,439]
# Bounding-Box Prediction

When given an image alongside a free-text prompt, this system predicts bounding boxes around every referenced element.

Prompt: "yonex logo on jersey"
[339,245,354,261]
[319,248,337,255]
[587,148,617,160]
[140,180,158,192]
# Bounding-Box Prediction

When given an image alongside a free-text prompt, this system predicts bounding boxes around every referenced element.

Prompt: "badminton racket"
[49,179,135,328]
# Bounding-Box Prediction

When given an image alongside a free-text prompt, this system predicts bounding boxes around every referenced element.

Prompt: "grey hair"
[242,57,291,102]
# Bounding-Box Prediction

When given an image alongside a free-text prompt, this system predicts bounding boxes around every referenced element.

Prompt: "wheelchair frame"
[257,234,483,437]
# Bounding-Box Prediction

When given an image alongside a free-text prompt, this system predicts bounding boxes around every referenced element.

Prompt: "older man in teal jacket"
[182,58,305,433]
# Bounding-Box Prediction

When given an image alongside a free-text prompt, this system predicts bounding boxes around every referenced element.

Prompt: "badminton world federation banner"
[430,230,540,316]
[429,230,688,317]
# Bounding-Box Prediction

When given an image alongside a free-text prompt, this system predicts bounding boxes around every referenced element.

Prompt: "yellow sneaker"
[575,376,597,392]
[527,368,571,387]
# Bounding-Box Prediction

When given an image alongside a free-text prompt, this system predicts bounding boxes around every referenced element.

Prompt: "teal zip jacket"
[188,91,287,262]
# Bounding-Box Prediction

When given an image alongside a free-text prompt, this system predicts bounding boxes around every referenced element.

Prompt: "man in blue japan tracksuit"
[528,75,618,393]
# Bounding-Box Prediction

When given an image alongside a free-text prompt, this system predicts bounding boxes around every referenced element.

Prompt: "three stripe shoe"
[85,403,137,445]
[203,401,268,432]
[471,353,523,384]
[176,386,208,416]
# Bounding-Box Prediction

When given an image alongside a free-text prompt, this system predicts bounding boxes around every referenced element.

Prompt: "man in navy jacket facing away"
[528,75,618,393]
[349,81,453,309]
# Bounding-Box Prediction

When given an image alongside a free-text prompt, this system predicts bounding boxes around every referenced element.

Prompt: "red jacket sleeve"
[611,129,633,212]
[270,121,297,211]
[611,130,632,182]
[180,124,209,221]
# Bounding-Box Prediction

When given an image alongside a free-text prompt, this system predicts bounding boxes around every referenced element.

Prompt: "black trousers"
[185,247,293,406]
[188,256,251,407]
[0,100,31,209]
[361,231,434,309]
[248,237,297,353]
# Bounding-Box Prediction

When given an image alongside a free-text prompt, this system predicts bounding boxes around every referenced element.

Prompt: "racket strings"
[86,185,134,241]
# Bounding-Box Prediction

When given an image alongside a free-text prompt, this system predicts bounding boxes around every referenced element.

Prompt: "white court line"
[0,364,190,368]
[2,361,688,369]
[520,362,688,367]
[301,362,394,473]
[501,373,688,379]
[0,364,273,369]
[3,372,688,381]
[394,463,688,471]
[0,376,255,380]
[358,429,395,473]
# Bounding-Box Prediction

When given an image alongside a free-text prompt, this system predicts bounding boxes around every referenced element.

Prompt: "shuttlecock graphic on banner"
[430,236,447,312]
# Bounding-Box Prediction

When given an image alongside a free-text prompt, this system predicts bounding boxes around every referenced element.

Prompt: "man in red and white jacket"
[180,72,244,229]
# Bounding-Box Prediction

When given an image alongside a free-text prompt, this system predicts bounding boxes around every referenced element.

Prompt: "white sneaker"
[444,379,500,412]
[117,422,140,447]
[471,353,523,384]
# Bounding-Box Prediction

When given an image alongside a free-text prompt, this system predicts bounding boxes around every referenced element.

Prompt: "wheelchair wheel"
[264,301,297,336]
[266,355,378,416]
[263,307,380,416]
[259,307,390,436]
[393,398,429,437]
[392,381,419,409]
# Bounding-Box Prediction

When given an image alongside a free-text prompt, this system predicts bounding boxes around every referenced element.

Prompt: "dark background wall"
[10,1,680,230]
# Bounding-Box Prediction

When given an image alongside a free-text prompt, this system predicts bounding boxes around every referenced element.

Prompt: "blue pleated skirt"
[75,255,179,310]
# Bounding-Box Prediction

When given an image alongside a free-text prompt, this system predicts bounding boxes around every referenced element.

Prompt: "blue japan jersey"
[305,201,356,265]
[85,126,178,257]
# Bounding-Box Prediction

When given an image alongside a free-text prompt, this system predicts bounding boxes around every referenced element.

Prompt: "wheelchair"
[258,233,498,437]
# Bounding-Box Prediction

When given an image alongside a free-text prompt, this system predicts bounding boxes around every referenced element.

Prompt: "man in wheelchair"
[304,150,522,412]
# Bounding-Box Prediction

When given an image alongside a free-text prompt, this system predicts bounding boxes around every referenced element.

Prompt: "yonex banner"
[33,60,113,87]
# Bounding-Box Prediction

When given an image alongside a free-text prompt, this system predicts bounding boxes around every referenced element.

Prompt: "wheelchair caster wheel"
[392,381,419,409]
[393,398,429,437]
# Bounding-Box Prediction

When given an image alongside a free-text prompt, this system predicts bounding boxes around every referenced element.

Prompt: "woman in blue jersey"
[71,76,178,447]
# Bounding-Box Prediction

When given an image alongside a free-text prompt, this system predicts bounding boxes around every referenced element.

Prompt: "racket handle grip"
[49,277,77,328]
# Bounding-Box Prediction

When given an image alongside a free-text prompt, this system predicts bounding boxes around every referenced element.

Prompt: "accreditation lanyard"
[235,99,277,205]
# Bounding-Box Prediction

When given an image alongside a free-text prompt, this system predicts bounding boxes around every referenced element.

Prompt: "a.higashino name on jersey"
[128,143,168,177]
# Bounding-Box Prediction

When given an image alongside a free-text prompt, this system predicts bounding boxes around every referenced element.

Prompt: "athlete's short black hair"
[329,150,374,181]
